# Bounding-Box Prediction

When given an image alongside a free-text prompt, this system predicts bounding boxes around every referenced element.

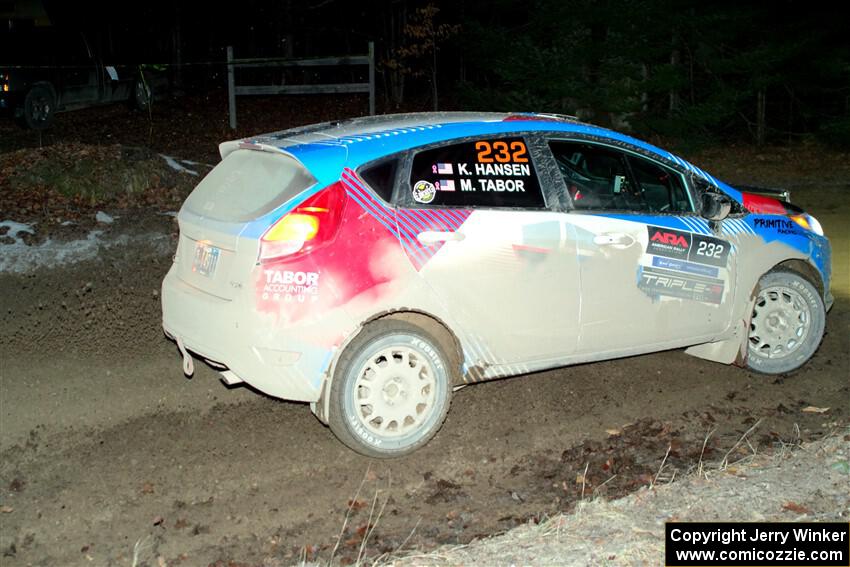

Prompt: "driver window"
[549,141,646,211]
[626,155,693,213]
[549,141,693,213]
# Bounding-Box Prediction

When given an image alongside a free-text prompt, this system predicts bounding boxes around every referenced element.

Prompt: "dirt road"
[1,166,847,566]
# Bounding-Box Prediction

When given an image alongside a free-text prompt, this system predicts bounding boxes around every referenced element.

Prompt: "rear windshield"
[184,150,315,222]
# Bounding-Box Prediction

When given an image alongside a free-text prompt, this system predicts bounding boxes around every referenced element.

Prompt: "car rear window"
[183,150,315,222]
[408,137,545,208]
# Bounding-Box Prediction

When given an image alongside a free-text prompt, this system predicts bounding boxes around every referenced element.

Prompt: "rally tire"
[328,319,453,458]
[747,270,825,375]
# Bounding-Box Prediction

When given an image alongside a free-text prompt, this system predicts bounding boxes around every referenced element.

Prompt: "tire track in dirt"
[1,308,846,565]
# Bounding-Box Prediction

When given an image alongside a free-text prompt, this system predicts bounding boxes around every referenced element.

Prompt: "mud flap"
[684,319,749,366]
[175,336,195,376]
[684,296,756,366]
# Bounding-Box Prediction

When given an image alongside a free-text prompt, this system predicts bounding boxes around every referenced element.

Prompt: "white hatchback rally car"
[162,112,832,457]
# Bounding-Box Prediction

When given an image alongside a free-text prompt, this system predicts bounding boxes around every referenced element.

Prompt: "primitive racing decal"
[753,217,803,235]
[646,225,730,268]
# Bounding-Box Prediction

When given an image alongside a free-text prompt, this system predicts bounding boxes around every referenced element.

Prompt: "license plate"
[192,242,220,277]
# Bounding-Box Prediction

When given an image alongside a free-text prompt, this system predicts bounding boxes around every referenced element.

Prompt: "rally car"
[161,112,832,457]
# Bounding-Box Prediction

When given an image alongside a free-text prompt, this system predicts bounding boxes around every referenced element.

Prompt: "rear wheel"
[18,84,55,130]
[747,270,825,374]
[328,319,453,458]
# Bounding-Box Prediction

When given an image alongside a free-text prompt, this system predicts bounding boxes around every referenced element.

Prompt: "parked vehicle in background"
[0,22,162,129]
[161,112,833,457]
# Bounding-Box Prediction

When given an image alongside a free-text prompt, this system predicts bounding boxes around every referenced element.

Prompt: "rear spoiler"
[736,185,791,203]
[219,140,290,160]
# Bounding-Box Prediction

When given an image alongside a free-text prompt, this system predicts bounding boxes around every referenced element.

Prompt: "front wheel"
[747,270,825,374]
[328,319,454,458]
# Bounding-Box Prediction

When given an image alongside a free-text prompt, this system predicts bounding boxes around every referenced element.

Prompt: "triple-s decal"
[639,226,729,304]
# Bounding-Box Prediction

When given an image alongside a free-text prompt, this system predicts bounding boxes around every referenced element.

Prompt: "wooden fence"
[226,42,375,130]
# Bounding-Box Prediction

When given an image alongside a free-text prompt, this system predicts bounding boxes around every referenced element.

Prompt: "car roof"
[220,112,740,201]
[238,112,577,145]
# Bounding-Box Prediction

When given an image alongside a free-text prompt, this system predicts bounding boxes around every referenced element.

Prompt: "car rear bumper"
[161,264,331,402]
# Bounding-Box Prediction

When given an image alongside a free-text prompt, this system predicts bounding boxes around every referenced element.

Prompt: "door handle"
[417,231,465,244]
[593,233,634,246]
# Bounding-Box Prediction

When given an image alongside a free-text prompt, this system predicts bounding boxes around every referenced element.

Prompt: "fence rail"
[226,43,375,130]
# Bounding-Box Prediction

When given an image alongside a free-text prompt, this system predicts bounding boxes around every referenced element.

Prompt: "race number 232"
[476,140,528,163]
[697,241,724,259]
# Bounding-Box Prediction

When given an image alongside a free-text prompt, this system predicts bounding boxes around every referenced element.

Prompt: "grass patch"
[0,142,207,223]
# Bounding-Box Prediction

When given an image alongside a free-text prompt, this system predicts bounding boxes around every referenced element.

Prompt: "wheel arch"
[311,308,465,425]
[28,81,58,104]
[770,258,824,297]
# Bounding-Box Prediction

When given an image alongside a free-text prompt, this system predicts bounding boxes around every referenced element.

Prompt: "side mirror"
[700,192,732,222]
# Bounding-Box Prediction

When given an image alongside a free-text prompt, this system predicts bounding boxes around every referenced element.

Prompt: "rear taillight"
[259,182,346,262]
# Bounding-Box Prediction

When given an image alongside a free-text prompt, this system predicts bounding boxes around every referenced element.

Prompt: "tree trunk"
[172,5,183,90]
[432,40,438,111]
[668,39,680,117]
[385,2,407,108]
[756,89,766,146]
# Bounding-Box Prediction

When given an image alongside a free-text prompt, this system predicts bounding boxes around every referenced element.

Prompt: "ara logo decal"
[651,231,689,248]
[647,226,692,261]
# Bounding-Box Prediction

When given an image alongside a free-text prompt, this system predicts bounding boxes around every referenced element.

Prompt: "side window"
[626,155,692,213]
[549,141,643,211]
[359,158,398,202]
[408,137,545,208]
[548,141,692,213]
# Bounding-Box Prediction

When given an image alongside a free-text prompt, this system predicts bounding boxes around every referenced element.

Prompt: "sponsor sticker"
[753,217,801,235]
[638,266,724,304]
[652,256,719,278]
[412,180,436,204]
[261,269,320,303]
[647,226,691,260]
[647,226,730,268]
